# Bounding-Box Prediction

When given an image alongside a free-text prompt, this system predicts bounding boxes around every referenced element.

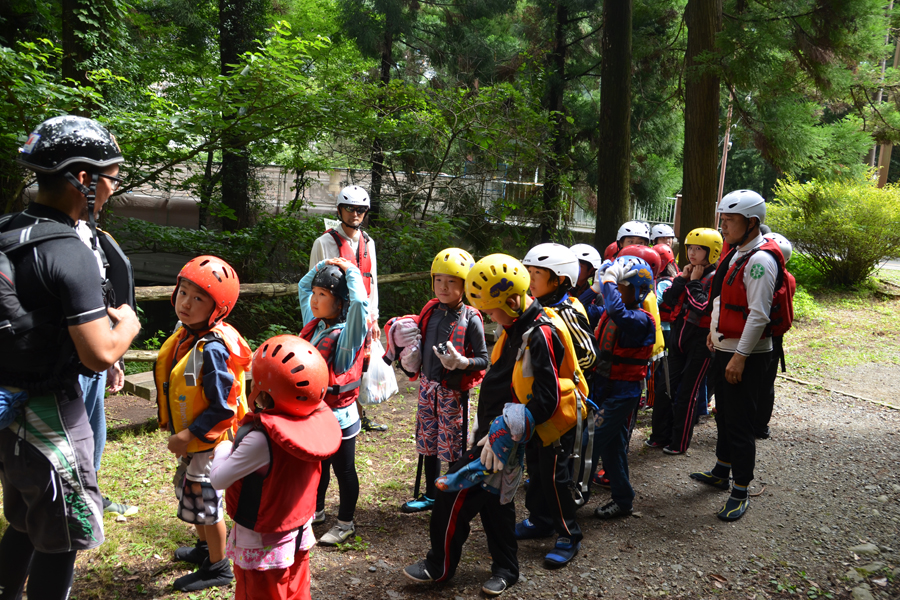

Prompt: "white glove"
[601,262,622,285]
[399,340,422,372]
[477,434,504,473]
[591,278,603,294]
[391,318,420,348]
[433,342,470,371]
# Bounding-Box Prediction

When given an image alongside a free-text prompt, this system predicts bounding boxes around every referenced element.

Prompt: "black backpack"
[0,214,82,391]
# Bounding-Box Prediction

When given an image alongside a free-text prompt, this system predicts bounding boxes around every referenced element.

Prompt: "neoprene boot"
[173,540,209,565]
[173,556,234,591]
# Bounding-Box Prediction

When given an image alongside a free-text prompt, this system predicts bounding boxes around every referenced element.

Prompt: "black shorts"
[0,389,104,552]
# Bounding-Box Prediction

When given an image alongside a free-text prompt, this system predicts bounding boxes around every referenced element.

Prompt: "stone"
[368,566,377,572]
[876,495,889,503]
[892,484,900,493]
[856,562,887,576]
[851,587,875,600]
[349,578,361,585]
[848,543,880,556]
[844,569,865,583]
[819,527,831,535]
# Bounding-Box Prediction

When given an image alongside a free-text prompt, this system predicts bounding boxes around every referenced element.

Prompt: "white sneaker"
[318,520,355,545]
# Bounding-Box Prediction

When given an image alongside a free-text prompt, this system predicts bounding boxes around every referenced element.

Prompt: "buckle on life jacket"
[328,379,361,396]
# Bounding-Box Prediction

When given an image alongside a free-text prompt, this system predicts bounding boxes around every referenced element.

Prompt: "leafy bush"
[786,252,827,289]
[769,175,900,286]
[792,285,824,322]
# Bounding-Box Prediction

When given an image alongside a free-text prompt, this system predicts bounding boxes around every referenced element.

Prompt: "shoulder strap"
[182,332,222,387]
[0,221,80,254]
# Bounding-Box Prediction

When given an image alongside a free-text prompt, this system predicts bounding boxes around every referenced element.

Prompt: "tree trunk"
[595,0,633,250]
[369,28,394,223]
[61,0,95,116]
[218,0,267,231]
[540,1,568,244]
[681,0,722,237]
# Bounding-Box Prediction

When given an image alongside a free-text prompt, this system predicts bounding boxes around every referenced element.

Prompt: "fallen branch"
[777,373,898,410]
[749,484,767,497]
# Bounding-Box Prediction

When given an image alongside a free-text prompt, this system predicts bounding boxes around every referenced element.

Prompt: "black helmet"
[312,265,349,303]
[17,116,124,174]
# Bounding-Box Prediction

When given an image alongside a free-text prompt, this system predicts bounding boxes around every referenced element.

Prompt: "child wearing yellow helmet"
[403,254,589,594]
[383,248,489,514]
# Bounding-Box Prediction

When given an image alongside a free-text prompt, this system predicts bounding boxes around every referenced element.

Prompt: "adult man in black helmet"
[0,115,141,600]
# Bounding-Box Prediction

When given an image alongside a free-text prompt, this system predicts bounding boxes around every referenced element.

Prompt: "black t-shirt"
[2,203,108,385]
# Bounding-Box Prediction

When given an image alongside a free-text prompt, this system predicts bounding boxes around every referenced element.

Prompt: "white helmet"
[650,224,676,242]
[764,232,792,264]
[717,189,765,223]
[522,243,580,289]
[616,221,651,243]
[337,185,370,208]
[569,243,602,271]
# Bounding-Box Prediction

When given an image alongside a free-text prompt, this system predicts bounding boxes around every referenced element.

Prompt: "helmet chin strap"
[736,217,759,249]
[65,171,100,252]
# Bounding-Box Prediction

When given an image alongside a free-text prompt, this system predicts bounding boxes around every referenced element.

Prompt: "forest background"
[3,0,900,339]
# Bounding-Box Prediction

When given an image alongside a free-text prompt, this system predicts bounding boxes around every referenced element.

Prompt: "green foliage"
[770,174,900,286]
[792,285,824,322]
[786,252,827,289]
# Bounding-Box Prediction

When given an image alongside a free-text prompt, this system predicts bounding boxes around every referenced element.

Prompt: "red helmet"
[172,255,240,328]
[603,241,619,261]
[620,245,661,278]
[249,335,329,418]
[652,244,676,272]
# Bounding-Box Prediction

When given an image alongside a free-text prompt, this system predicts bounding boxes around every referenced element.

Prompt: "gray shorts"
[0,390,105,552]
[174,450,224,525]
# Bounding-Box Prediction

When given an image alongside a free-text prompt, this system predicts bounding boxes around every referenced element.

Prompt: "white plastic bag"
[358,339,398,405]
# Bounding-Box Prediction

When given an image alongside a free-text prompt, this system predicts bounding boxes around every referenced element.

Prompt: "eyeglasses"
[340,204,368,215]
[98,173,123,192]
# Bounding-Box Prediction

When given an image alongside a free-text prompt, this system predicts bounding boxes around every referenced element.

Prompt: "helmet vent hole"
[200,260,210,266]
[295,381,309,388]
[272,344,282,357]
[281,351,295,364]
[212,271,222,282]
[538,255,549,261]
[261,343,269,357]
[290,364,306,374]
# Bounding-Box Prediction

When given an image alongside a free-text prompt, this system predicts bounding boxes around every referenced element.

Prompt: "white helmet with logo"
[616,221,651,243]
[522,243,580,289]
[717,189,766,223]
[337,185,370,208]
[764,233,792,264]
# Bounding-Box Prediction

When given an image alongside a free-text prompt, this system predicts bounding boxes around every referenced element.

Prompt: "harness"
[299,318,365,408]
[327,229,373,297]
[417,299,485,392]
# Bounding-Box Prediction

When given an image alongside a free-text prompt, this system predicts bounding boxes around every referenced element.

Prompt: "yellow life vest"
[643,291,666,361]
[492,308,589,446]
[155,322,252,454]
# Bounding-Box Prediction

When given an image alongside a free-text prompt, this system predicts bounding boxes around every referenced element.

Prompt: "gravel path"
[310,373,900,600]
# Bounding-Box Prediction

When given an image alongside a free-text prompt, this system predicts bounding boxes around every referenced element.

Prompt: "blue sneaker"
[545,536,580,567]
[400,495,435,513]
[514,518,553,540]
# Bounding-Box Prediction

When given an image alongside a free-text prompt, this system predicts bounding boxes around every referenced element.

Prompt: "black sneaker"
[689,470,731,490]
[174,540,209,565]
[644,439,666,449]
[717,495,749,521]
[662,446,684,455]
[361,414,388,432]
[482,575,510,596]
[173,557,234,591]
[594,500,632,520]
[755,426,771,439]
[402,560,434,583]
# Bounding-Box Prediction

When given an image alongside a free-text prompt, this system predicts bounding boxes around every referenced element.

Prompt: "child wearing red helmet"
[154,255,252,591]
[209,335,342,600]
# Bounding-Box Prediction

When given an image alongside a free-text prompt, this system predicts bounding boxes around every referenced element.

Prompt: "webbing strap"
[183,333,221,387]
[328,379,361,396]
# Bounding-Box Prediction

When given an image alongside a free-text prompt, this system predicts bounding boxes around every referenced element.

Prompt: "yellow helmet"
[431,248,475,280]
[465,254,529,318]
[684,228,724,264]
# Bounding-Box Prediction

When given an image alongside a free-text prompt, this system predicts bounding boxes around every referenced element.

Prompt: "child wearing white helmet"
[650,224,677,248]
[569,243,603,297]
[617,221,651,249]
[756,233,796,439]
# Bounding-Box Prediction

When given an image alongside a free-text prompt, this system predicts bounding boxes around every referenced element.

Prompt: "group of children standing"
[151,184,794,598]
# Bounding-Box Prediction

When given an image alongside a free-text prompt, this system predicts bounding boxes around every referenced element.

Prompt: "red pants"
[234,550,310,600]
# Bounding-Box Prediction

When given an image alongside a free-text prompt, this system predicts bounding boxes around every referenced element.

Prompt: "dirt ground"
[91,358,900,600]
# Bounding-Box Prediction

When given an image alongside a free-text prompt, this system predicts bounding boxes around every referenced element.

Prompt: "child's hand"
[324,257,353,272]
[681,264,694,279]
[167,429,194,458]
[690,265,705,281]
[433,343,469,371]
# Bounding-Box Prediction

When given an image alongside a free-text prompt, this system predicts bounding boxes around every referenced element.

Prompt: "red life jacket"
[593,310,655,381]
[771,270,796,337]
[415,299,485,392]
[225,406,341,533]
[715,238,791,340]
[671,270,716,328]
[327,228,373,297]
[298,319,365,409]
[657,276,677,323]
